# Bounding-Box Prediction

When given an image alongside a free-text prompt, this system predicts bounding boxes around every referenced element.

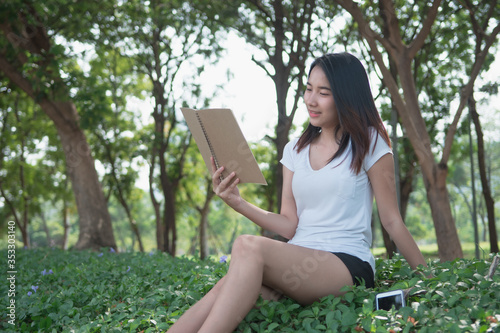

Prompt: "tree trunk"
[62,185,70,250]
[199,212,209,260]
[117,193,144,252]
[149,152,163,251]
[199,178,215,260]
[245,0,312,218]
[397,62,464,260]
[335,0,464,261]
[55,119,116,250]
[0,185,30,248]
[17,108,30,249]
[103,137,144,252]
[423,166,463,259]
[273,80,294,213]
[0,18,116,251]
[399,141,416,221]
[261,74,293,241]
[162,186,177,256]
[469,95,499,253]
[39,211,53,247]
[157,125,181,256]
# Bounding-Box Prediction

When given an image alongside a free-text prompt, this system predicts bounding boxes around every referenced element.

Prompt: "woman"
[168,52,426,332]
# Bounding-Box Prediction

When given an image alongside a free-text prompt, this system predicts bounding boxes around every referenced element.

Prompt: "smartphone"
[375,289,405,311]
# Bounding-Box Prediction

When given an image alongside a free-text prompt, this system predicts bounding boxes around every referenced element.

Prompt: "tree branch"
[380,0,404,51]
[407,0,442,59]
[251,55,274,78]
[0,55,35,99]
[245,0,274,23]
[441,20,500,164]
[335,0,395,54]
[460,0,482,37]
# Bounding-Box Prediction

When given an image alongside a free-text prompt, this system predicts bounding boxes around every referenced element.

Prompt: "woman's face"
[303,65,339,130]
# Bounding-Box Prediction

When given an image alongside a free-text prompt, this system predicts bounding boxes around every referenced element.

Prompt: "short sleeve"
[363,129,393,171]
[280,138,298,172]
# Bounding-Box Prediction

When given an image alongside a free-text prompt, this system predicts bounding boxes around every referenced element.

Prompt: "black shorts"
[332,252,374,288]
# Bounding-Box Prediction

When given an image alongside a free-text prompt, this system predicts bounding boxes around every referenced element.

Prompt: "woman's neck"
[316,127,341,146]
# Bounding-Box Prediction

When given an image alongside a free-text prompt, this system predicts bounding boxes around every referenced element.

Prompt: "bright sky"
[196,33,309,142]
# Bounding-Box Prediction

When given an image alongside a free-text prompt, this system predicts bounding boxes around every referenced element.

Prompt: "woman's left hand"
[211,157,242,209]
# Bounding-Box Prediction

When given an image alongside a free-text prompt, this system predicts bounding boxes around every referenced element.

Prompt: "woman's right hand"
[211,157,243,209]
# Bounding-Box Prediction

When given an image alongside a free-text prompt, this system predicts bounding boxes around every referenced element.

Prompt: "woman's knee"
[231,234,264,262]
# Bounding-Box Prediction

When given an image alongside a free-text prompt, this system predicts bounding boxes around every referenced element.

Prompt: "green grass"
[1,248,499,332]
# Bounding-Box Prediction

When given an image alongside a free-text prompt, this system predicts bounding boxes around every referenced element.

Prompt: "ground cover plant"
[0,248,498,332]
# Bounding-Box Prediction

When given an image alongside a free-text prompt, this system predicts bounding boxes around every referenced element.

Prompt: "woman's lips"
[309,110,321,118]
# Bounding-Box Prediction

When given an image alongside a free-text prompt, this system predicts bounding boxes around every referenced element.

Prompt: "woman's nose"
[304,91,317,106]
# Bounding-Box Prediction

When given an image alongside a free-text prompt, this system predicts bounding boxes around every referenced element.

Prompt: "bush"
[0,248,498,332]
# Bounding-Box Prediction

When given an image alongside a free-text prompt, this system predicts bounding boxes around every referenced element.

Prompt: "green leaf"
[340,311,357,326]
[267,322,280,331]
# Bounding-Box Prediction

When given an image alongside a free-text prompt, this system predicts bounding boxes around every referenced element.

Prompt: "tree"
[76,46,148,252]
[333,0,500,261]
[353,0,488,258]
[0,0,116,250]
[116,0,229,254]
[469,92,499,253]
[460,0,499,254]
[230,0,320,227]
[0,89,35,247]
[181,140,216,259]
[0,80,72,248]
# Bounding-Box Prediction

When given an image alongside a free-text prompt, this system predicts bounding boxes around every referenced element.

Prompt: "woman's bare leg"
[167,276,226,333]
[197,235,353,333]
[168,273,282,332]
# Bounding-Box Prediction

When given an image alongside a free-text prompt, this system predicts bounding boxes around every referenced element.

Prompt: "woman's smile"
[308,109,321,118]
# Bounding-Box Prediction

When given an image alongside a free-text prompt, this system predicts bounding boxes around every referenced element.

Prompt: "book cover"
[181,108,267,185]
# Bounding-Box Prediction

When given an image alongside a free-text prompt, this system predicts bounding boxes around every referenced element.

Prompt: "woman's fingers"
[211,157,225,186]
[215,171,236,193]
[210,156,217,174]
[211,157,242,207]
[212,166,223,184]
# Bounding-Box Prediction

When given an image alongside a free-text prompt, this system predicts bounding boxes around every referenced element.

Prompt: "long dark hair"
[296,52,391,174]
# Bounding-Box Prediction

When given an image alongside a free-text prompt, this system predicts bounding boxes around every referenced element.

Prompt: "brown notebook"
[181,108,267,185]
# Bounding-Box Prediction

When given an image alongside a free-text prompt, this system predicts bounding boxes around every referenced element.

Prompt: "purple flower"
[109,248,116,253]
[27,291,32,296]
[42,269,54,276]
[126,266,131,273]
[31,285,39,293]
[149,250,155,256]
[219,255,228,263]
[98,252,103,257]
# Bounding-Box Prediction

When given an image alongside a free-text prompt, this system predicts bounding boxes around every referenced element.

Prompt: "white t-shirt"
[280,129,392,273]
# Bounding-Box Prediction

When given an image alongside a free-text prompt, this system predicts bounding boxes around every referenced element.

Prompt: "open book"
[181,108,267,185]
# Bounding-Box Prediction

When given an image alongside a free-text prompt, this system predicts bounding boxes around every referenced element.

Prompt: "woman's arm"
[211,157,299,239]
[367,154,427,270]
